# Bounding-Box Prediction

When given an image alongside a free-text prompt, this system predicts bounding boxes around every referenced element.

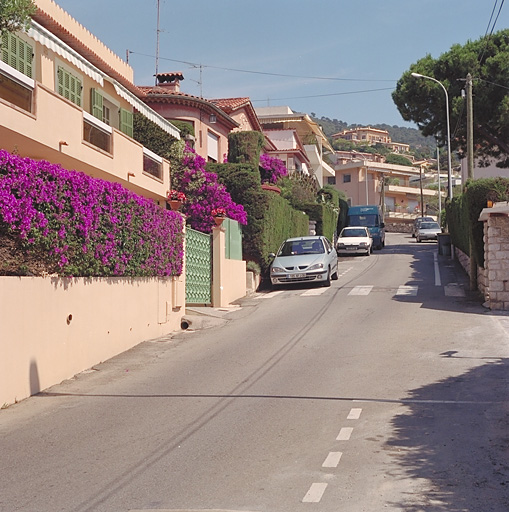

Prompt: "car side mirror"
[381,222,385,228]
[269,252,276,259]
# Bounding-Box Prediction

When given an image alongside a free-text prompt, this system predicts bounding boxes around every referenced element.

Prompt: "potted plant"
[167,189,186,210]
[211,207,227,226]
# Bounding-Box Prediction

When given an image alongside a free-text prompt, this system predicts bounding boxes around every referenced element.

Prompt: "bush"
[0,150,184,277]
[446,177,509,267]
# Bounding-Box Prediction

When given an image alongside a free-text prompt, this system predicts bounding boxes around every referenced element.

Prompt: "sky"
[53,0,508,128]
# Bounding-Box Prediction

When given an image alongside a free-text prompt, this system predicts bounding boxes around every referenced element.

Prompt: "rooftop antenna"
[155,0,160,85]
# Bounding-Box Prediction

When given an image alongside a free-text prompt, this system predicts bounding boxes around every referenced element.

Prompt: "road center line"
[322,451,343,468]
[347,407,362,420]
[302,482,328,503]
[336,427,353,440]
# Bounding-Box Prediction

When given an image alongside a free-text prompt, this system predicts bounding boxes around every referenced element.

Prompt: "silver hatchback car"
[270,236,338,287]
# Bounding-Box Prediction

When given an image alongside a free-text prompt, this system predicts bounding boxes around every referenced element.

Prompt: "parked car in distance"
[336,226,373,256]
[412,216,434,237]
[415,221,442,242]
[269,235,338,287]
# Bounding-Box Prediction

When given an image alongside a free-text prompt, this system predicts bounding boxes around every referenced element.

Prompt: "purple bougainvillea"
[172,144,247,233]
[259,153,288,184]
[0,150,184,277]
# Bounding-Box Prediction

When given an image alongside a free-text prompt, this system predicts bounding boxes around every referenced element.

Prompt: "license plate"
[289,273,306,279]
[346,247,356,250]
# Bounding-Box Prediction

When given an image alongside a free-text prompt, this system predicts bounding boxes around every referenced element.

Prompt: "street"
[1,232,509,512]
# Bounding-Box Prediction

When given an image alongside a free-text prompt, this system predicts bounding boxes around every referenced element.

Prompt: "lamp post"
[411,73,453,200]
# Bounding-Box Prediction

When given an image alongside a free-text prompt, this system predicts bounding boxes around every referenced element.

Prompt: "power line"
[250,87,396,103]
[128,50,396,83]
[478,0,505,65]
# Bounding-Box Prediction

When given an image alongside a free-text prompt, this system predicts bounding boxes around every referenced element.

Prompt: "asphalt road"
[1,232,509,512]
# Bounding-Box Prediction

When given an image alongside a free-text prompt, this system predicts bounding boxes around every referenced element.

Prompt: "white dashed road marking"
[348,285,373,296]
[302,483,328,503]
[347,407,362,420]
[336,427,353,441]
[301,287,329,296]
[396,285,418,296]
[322,451,343,468]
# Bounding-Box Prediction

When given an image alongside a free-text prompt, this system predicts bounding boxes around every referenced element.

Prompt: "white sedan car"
[336,226,373,256]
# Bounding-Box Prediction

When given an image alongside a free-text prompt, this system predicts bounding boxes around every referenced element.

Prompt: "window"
[326,176,336,185]
[1,32,33,78]
[343,174,351,183]
[207,131,219,162]
[0,61,33,112]
[57,66,82,107]
[83,111,112,153]
[142,147,162,180]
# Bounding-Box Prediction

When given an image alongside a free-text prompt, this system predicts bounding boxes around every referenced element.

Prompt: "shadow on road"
[384,357,509,511]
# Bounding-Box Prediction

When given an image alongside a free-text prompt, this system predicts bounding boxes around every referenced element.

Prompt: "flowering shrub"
[172,144,247,233]
[259,154,288,184]
[211,208,227,218]
[167,189,186,202]
[0,150,184,277]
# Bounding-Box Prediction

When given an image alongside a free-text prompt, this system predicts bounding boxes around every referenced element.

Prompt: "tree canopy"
[392,29,509,168]
[0,0,36,36]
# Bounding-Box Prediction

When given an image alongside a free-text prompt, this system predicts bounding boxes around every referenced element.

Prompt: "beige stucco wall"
[212,227,247,307]
[0,276,185,406]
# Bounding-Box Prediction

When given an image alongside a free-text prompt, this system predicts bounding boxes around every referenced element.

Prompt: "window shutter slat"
[90,89,103,120]
[119,108,133,138]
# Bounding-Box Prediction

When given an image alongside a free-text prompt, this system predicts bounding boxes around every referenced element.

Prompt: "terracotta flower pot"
[168,200,183,211]
[214,216,225,226]
[261,184,281,194]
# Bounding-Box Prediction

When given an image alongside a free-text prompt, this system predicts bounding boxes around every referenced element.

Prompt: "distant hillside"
[310,115,435,152]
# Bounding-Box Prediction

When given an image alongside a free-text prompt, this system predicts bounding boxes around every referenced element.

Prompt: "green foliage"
[302,203,338,242]
[393,29,509,167]
[278,173,317,209]
[445,196,470,256]
[169,119,194,138]
[133,112,183,178]
[209,161,310,272]
[446,177,509,267]
[260,192,309,271]
[385,153,413,166]
[0,0,35,36]
[227,131,265,166]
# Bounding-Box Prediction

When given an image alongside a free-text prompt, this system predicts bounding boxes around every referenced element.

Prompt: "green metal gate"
[185,228,212,305]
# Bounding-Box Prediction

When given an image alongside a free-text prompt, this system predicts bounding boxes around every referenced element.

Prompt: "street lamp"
[411,72,453,200]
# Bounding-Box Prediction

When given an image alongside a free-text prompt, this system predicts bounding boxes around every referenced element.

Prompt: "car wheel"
[332,266,339,280]
[322,268,331,287]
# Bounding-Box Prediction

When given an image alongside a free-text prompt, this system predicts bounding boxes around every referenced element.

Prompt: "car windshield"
[341,228,368,237]
[347,214,378,227]
[279,240,324,256]
[420,222,440,229]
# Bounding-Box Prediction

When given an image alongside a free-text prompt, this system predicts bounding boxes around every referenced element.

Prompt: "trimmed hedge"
[302,203,338,242]
[209,161,309,272]
[446,177,509,268]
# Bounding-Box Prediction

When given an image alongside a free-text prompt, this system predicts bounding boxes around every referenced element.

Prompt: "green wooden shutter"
[119,108,133,137]
[58,66,82,107]
[1,33,33,78]
[90,88,103,120]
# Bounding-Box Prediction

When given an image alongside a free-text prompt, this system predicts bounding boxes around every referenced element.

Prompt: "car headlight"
[271,266,285,273]
[307,263,324,271]
[359,242,368,247]
[337,243,345,248]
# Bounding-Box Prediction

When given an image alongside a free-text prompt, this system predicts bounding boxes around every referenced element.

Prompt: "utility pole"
[155,0,161,85]
[466,72,477,291]
[466,73,474,180]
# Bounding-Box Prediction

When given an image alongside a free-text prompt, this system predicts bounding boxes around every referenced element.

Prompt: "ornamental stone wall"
[483,214,509,310]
